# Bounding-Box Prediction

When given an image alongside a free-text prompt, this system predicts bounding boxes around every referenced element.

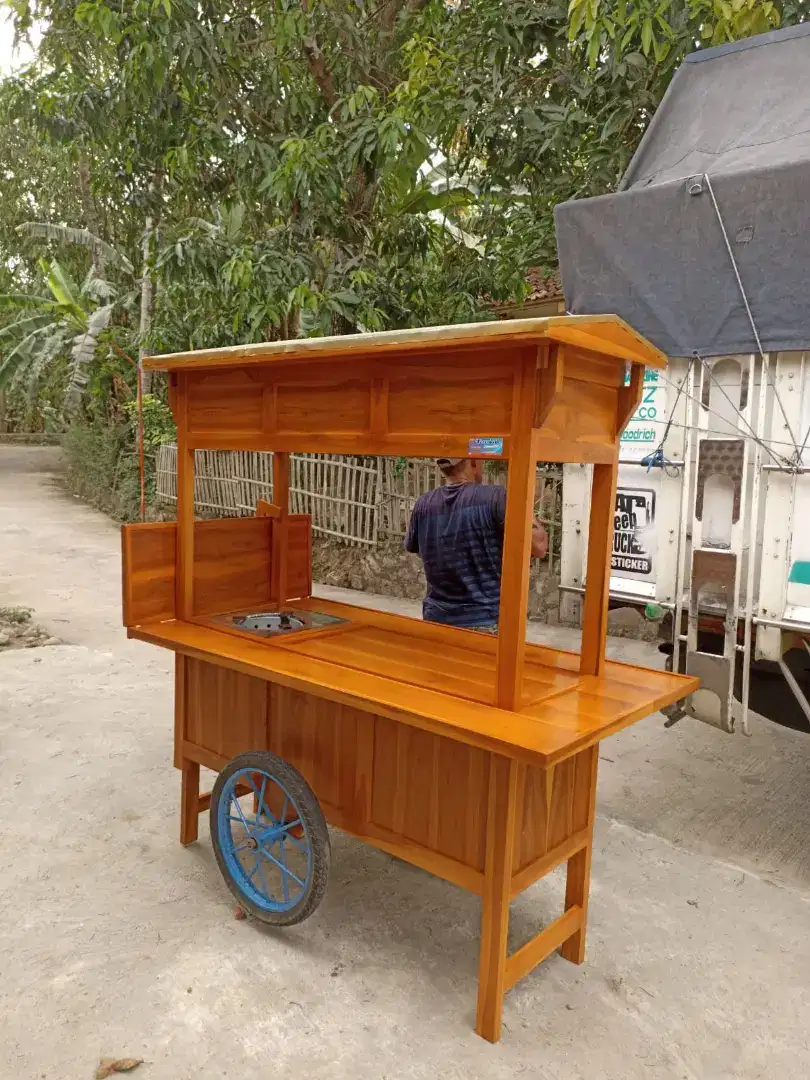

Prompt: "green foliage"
[61,395,175,521]
[0,0,807,442]
[121,393,176,451]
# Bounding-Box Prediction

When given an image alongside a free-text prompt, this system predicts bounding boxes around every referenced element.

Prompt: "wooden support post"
[579,459,618,677]
[560,745,599,963]
[476,754,519,1043]
[271,451,290,605]
[180,759,200,845]
[173,654,186,770]
[175,381,195,620]
[496,350,539,710]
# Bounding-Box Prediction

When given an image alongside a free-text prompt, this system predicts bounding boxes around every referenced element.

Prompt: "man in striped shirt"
[404,458,548,632]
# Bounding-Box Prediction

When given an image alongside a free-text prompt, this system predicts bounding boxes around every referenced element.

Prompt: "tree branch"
[300,0,338,108]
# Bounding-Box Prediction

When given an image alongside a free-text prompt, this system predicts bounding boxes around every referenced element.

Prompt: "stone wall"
[312,537,562,624]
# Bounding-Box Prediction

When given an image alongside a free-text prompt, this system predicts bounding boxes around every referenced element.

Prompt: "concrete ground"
[1,445,809,1080]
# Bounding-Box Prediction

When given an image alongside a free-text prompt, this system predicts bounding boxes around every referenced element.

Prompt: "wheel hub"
[246,836,259,851]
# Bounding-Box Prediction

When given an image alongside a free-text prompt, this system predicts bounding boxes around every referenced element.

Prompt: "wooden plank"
[617,362,645,434]
[131,618,698,766]
[121,522,176,626]
[560,745,599,964]
[185,431,514,460]
[579,460,619,677]
[510,828,590,897]
[497,350,539,710]
[176,383,195,621]
[173,654,186,769]
[193,517,273,617]
[142,314,666,372]
[535,342,564,428]
[503,906,584,992]
[532,437,616,465]
[476,754,519,1043]
[271,451,290,604]
[180,759,200,845]
[564,346,626,389]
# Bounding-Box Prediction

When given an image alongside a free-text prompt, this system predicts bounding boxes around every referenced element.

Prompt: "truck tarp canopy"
[554,24,810,358]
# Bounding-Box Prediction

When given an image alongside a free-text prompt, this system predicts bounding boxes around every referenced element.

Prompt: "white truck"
[560,352,810,734]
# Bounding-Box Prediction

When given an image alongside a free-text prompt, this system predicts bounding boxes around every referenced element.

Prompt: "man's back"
[404,482,506,628]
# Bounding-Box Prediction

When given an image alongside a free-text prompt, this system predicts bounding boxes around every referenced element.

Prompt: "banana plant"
[0,255,115,417]
[0,222,139,417]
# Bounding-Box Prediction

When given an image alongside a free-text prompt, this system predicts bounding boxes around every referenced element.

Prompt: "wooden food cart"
[122,316,697,1042]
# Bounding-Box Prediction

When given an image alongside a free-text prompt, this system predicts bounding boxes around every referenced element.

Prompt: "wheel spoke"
[229,796,251,834]
[280,840,289,903]
[258,844,306,888]
[254,852,271,900]
[257,775,276,825]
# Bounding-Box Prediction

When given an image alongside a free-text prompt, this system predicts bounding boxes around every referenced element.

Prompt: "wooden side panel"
[185,658,268,760]
[121,522,176,626]
[514,751,592,871]
[370,716,489,871]
[564,347,625,389]
[268,685,369,814]
[387,360,513,436]
[285,514,312,600]
[186,369,265,436]
[193,517,273,616]
[275,375,371,433]
[536,376,618,449]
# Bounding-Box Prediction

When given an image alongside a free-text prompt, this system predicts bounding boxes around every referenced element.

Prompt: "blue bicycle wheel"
[210,751,330,926]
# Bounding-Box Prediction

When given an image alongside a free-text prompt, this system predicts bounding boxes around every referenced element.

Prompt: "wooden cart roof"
[142,314,667,373]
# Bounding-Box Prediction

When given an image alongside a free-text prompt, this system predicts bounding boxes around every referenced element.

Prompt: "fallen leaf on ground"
[233,905,246,920]
[94,1058,144,1078]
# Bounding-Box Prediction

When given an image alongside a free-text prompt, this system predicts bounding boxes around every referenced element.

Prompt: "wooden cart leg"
[476,755,519,1043]
[180,759,200,846]
[560,745,599,964]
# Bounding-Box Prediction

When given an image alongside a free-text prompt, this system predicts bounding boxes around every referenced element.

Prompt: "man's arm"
[404,505,420,554]
[531,520,549,560]
[494,486,547,559]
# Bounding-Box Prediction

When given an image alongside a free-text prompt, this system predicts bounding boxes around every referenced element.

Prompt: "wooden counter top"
[129,598,696,766]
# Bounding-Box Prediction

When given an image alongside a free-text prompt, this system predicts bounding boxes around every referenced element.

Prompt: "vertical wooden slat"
[272,451,290,603]
[496,349,540,710]
[579,459,619,676]
[560,745,599,964]
[176,377,195,620]
[476,754,519,1043]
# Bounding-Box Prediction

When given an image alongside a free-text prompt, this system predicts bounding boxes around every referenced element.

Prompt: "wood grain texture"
[535,342,563,428]
[497,350,540,710]
[270,451,289,604]
[192,517,273,617]
[617,362,645,434]
[560,744,599,964]
[185,657,268,760]
[121,522,176,626]
[142,314,666,372]
[132,615,698,766]
[579,461,619,677]
[504,906,583,991]
[476,754,519,1043]
[122,515,311,625]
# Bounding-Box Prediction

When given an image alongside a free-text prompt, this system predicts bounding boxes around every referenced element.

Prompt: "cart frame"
[122,316,697,1041]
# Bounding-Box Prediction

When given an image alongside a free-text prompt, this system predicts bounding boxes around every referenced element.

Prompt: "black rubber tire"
[210,750,330,926]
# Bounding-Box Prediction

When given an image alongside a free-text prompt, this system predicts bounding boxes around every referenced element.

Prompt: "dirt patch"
[0,607,60,650]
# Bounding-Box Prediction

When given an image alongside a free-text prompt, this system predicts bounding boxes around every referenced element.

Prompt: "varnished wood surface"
[131,609,697,766]
[121,514,313,627]
[143,314,666,372]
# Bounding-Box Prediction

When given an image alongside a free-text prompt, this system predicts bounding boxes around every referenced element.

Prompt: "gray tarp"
[554,24,810,357]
